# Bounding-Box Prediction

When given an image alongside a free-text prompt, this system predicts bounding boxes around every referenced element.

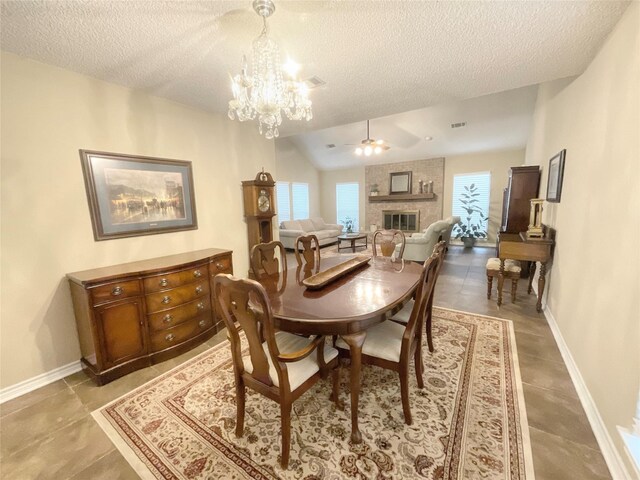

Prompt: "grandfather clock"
[242,170,276,276]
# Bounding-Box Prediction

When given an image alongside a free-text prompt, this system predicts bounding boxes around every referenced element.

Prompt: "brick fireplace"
[365,158,444,232]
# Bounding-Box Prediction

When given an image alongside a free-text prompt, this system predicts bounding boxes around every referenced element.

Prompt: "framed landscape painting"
[80,150,198,241]
[546,149,566,203]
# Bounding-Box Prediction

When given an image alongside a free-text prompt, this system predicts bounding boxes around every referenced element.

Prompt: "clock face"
[257,190,270,212]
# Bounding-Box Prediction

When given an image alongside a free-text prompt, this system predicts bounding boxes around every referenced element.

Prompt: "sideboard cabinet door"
[95,297,147,368]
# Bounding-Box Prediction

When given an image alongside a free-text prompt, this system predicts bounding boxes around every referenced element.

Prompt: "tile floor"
[0,246,612,479]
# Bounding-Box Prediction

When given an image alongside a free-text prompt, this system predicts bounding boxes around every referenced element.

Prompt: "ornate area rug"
[92,307,534,479]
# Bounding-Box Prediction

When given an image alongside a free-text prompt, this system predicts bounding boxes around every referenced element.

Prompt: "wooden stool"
[486,258,521,303]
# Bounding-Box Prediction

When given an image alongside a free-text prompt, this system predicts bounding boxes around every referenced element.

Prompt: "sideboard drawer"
[149,315,213,352]
[210,255,232,275]
[147,296,211,332]
[145,281,210,313]
[143,264,209,293]
[91,280,141,305]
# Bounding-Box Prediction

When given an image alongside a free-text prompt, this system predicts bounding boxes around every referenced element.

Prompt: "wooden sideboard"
[67,248,233,385]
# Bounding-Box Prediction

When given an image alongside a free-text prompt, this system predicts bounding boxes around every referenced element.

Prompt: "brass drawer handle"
[111,286,124,296]
[165,333,175,342]
[197,302,205,310]
[199,320,207,328]
[161,296,171,304]
[193,270,202,278]
[163,314,173,324]
[215,262,225,270]
[159,278,168,287]
[195,285,203,294]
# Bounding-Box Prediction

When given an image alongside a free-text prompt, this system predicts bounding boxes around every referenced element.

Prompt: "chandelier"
[228,0,313,139]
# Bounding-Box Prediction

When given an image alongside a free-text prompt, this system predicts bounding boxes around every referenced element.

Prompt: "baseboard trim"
[0,361,82,404]
[543,305,631,480]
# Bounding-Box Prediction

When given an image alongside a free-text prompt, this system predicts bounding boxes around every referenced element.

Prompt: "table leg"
[536,262,547,312]
[340,331,367,444]
[528,262,536,294]
[497,259,505,306]
[351,239,356,253]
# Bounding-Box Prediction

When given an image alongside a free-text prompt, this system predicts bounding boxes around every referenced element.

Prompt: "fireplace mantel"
[368,193,435,202]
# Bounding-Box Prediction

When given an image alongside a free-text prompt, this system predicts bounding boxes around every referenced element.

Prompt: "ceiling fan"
[350,120,390,156]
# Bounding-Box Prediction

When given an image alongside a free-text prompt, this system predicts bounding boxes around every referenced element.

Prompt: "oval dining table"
[257,254,423,444]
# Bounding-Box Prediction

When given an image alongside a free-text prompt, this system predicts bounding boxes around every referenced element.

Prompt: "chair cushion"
[335,320,405,363]
[486,258,521,273]
[242,332,338,391]
[298,219,316,232]
[390,299,414,325]
[309,217,327,230]
[281,220,302,231]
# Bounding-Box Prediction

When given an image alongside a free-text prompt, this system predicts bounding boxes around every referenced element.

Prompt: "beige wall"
[319,167,366,229]
[0,53,275,388]
[443,149,526,244]
[274,138,320,222]
[523,3,639,475]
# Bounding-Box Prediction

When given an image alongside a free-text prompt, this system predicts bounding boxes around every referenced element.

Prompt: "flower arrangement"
[341,217,355,234]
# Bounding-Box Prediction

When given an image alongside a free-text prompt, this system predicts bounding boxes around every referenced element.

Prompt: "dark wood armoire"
[500,166,541,234]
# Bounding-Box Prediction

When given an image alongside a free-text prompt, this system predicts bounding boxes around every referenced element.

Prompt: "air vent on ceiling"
[451,122,467,129]
[305,76,326,89]
[326,144,336,149]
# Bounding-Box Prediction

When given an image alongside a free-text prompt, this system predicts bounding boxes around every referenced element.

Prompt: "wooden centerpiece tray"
[302,255,372,290]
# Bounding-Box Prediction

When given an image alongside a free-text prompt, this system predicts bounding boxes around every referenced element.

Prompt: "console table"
[497,233,553,312]
[67,248,232,385]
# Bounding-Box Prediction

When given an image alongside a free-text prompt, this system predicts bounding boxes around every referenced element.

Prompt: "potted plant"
[341,217,355,234]
[370,184,379,196]
[453,183,488,248]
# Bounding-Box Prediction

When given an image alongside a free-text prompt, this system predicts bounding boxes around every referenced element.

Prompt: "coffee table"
[337,233,368,252]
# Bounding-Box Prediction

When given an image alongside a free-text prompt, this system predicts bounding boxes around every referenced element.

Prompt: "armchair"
[441,216,461,248]
[399,220,449,262]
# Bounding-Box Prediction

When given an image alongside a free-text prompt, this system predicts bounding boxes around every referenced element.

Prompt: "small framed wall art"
[546,149,566,203]
[80,150,198,241]
[389,171,412,194]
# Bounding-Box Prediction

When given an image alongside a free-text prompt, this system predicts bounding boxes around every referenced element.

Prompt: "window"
[277,181,309,221]
[451,172,491,238]
[276,181,290,222]
[291,183,309,220]
[336,183,359,231]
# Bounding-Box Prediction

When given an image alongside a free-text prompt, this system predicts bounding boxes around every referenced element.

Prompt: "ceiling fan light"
[355,147,363,155]
[364,146,373,156]
[374,146,382,154]
[376,139,384,145]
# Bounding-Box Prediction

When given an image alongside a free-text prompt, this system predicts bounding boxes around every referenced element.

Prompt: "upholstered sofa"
[398,220,450,262]
[279,218,344,249]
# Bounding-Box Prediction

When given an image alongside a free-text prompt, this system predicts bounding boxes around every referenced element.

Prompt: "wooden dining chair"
[250,241,287,280]
[390,241,446,353]
[335,253,440,425]
[294,234,321,269]
[213,274,340,469]
[372,229,406,258]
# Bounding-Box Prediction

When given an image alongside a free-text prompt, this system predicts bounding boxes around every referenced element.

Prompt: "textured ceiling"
[0,0,629,138]
[289,85,539,170]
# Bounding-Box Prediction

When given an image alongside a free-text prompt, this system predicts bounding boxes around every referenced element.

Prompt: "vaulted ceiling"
[1,1,629,142]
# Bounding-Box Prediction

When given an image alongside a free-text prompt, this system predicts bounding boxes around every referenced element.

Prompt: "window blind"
[291,183,309,220]
[276,181,290,222]
[336,183,360,231]
[451,172,491,237]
